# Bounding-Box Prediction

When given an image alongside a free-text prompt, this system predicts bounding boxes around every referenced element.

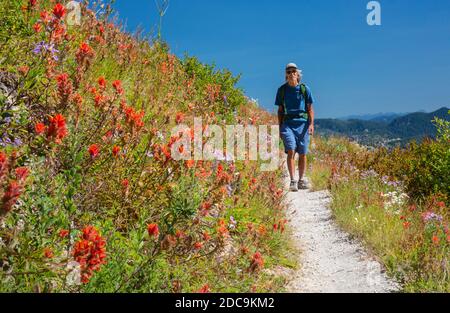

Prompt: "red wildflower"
[33,22,41,33]
[15,167,29,182]
[175,229,186,239]
[0,152,7,177]
[88,144,100,158]
[72,226,107,284]
[432,235,439,245]
[35,122,46,134]
[50,23,66,42]
[18,65,29,76]
[257,224,267,236]
[175,112,184,124]
[80,42,93,55]
[147,223,159,238]
[193,242,203,250]
[168,135,180,148]
[94,94,106,107]
[249,252,264,272]
[185,159,195,169]
[98,76,107,89]
[202,232,211,241]
[89,86,97,95]
[40,11,51,24]
[47,114,68,143]
[217,163,223,175]
[161,145,171,161]
[52,3,66,19]
[44,248,54,259]
[112,146,121,158]
[121,179,129,189]
[275,188,283,198]
[280,220,286,233]
[1,181,22,213]
[112,80,124,95]
[72,93,83,109]
[217,219,229,238]
[56,73,73,103]
[123,105,145,129]
[403,221,410,229]
[76,42,95,64]
[198,284,210,293]
[29,0,37,8]
[59,229,69,238]
[437,201,445,208]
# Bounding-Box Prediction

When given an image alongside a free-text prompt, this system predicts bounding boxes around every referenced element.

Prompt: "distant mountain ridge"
[316,107,450,147]
[338,112,407,122]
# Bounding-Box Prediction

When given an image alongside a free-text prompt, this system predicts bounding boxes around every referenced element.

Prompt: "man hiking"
[275,63,315,192]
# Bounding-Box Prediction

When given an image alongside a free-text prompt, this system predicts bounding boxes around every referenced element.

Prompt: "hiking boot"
[289,180,298,192]
[298,178,311,190]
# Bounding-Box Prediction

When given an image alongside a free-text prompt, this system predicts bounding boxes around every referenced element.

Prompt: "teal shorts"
[280,119,310,155]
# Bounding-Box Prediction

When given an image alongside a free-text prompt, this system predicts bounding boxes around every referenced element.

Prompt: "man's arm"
[307,103,314,134]
[278,104,284,126]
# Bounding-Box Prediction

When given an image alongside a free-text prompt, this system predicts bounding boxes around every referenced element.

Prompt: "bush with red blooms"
[46,114,68,143]
[0,0,288,293]
[72,226,107,284]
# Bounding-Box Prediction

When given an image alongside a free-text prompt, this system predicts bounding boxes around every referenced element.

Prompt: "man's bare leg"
[298,154,307,180]
[287,150,296,181]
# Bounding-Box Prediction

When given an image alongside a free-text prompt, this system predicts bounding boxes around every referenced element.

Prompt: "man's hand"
[306,103,314,135]
[308,124,315,135]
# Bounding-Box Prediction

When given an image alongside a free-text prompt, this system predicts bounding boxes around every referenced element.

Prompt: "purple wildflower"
[13,138,22,147]
[223,95,229,106]
[33,41,59,61]
[226,184,233,197]
[422,211,443,223]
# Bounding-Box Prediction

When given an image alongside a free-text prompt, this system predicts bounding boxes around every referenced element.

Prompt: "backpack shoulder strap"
[300,83,307,99]
[280,83,288,115]
[300,83,308,112]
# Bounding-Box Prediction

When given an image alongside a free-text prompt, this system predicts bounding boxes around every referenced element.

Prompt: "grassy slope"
[0,0,296,292]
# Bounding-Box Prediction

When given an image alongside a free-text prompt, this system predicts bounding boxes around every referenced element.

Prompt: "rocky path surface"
[282,169,400,293]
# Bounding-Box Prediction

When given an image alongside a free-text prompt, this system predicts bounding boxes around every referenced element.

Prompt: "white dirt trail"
[282,167,400,293]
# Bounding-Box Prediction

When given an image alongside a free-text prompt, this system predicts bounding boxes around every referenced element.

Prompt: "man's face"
[286,68,298,84]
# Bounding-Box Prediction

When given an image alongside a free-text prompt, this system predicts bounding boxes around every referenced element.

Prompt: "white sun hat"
[285,63,298,70]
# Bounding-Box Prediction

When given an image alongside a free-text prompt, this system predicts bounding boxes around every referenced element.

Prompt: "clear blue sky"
[112,0,450,118]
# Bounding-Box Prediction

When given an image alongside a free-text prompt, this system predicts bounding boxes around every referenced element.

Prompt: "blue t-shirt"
[275,83,314,121]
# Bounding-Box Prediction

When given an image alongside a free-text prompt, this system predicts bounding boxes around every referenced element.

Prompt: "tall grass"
[309,132,449,292]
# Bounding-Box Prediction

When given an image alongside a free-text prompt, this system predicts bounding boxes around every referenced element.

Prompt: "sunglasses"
[286,70,297,75]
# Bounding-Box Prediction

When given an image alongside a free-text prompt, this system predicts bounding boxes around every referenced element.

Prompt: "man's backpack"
[280,83,309,121]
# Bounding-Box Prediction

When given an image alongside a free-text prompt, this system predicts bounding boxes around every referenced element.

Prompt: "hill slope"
[0,0,292,293]
[316,107,449,147]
